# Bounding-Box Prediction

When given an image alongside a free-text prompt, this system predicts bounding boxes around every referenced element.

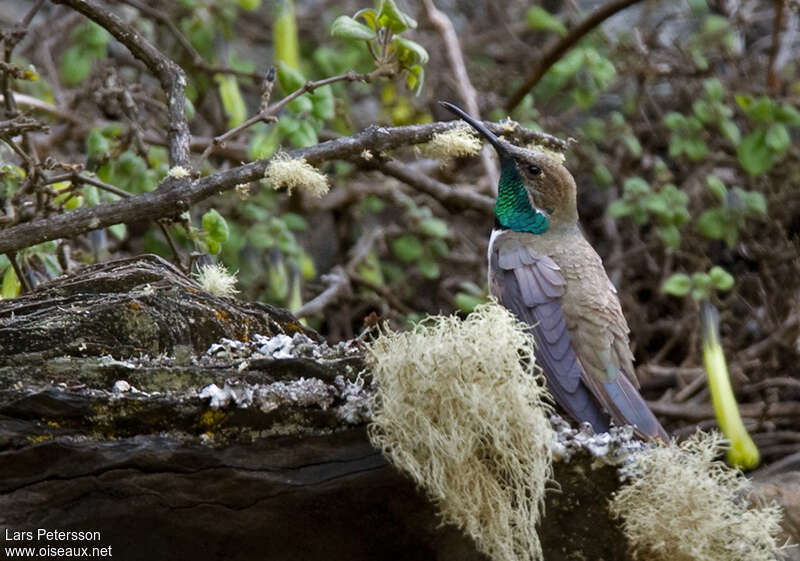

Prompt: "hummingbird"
[440,101,668,441]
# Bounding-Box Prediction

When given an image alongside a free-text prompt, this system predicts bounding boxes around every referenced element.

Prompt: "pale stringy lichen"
[264,152,329,197]
[526,142,566,164]
[367,302,554,561]
[420,125,482,160]
[194,263,239,298]
[609,431,787,561]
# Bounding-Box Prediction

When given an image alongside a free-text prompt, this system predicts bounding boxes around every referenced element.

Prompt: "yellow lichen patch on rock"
[609,431,787,561]
[367,302,554,561]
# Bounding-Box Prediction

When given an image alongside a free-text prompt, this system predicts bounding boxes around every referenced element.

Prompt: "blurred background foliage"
[1,0,799,459]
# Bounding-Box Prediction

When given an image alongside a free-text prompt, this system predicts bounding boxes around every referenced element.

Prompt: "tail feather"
[599,374,668,441]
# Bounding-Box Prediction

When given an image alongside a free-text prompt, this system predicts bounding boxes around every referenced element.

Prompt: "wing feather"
[490,232,667,441]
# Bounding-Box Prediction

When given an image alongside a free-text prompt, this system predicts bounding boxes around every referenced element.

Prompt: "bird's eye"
[527,164,542,176]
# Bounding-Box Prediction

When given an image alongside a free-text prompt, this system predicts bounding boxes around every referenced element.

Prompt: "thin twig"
[52,0,190,167]
[5,251,31,293]
[767,0,787,92]
[44,172,132,199]
[377,160,494,215]
[118,0,265,82]
[0,119,545,254]
[505,0,646,112]
[421,0,498,190]
[201,67,394,160]
[295,266,351,318]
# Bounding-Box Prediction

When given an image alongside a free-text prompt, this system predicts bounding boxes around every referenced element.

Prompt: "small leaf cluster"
[662,266,734,302]
[664,79,739,161]
[538,43,616,109]
[331,0,429,94]
[388,202,450,281]
[60,21,110,86]
[609,178,690,249]
[198,209,230,255]
[697,175,766,247]
[0,242,61,299]
[735,95,800,175]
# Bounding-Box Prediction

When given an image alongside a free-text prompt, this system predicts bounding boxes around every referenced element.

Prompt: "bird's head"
[439,101,578,232]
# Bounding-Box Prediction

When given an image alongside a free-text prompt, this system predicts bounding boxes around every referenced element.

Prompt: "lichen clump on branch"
[420,125,482,160]
[609,431,786,561]
[264,153,329,197]
[367,303,554,561]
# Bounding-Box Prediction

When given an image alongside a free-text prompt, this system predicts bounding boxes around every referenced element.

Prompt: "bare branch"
[0,119,548,254]
[377,160,494,215]
[52,0,190,167]
[421,0,499,190]
[201,67,395,160]
[295,266,351,318]
[118,0,265,82]
[504,0,645,112]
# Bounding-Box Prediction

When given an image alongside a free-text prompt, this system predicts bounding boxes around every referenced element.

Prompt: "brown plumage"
[441,101,667,441]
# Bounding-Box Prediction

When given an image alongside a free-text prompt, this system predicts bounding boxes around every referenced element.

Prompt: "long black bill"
[438,101,511,162]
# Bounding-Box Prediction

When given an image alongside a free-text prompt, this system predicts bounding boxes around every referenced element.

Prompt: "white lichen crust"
[264,153,329,197]
[609,431,787,561]
[367,302,554,561]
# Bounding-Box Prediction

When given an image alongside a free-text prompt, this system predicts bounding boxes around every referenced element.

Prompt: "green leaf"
[658,224,681,249]
[664,112,686,130]
[719,119,740,144]
[108,223,127,240]
[281,212,309,230]
[623,177,650,196]
[249,125,281,160]
[693,100,713,123]
[608,200,633,219]
[238,0,261,11]
[622,134,642,158]
[391,235,423,262]
[525,6,567,36]
[277,61,305,93]
[287,95,313,114]
[274,0,299,69]
[310,86,335,120]
[455,292,484,314]
[216,75,247,127]
[392,37,429,65]
[288,120,318,147]
[662,273,692,297]
[354,8,378,30]
[705,175,727,203]
[404,64,424,95]
[697,208,730,241]
[60,45,93,86]
[582,118,605,141]
[737,129,774,175]
[684,137,708,160]
[331,15,377,40]
[202,209,230,244]
[417,259,440,279]
[709,266,734,291]
[765,123,790,152]
[377,0,417,33]
[744,96,775,123]
[741,190,767,215]
[703,78,723,100]
[593,164,613,187]
[87,129,110,160]
[1,266,20,299]
[775,103,800,125]
[418,218,448,238]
